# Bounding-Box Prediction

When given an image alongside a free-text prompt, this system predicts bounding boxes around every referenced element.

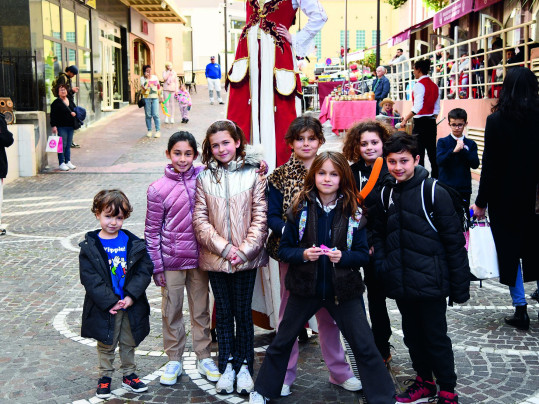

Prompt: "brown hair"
[201,120,246,166]
[342,119,391,163]
[284,116,325,146]
[91,189,133,218]
[292,151,361,219]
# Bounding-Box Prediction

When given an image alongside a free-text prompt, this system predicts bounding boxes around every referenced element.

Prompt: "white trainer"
[333,376,362,391]
[165,117,169,124]
[154,131,161,138]
[58,163,69,171]
[170,117,175,123]
[281,383,291,396]
[236,364,254,395]
[198,358,220,382]
[215,363,235,394]
[146,131,152,138]
[249,391,267,404]
[160,361,182,385]
[66,161,76,170]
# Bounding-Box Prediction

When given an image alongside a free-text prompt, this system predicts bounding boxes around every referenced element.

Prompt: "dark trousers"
[363,260,392,358]
[460,192,471,221]
[208,268,257,374]
[413,116,438,179]
[254,294,396,404]
[396,298,457,392]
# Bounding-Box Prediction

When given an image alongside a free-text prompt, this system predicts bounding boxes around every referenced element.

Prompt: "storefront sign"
[433,0,474,30]
[473,0,502,12]
[388,29,410,47]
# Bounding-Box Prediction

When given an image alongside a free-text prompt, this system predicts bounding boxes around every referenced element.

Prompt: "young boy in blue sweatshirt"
[373,133,470,404]
[436,108,480,214]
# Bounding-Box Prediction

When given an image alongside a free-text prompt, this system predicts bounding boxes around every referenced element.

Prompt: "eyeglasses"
[449,123,465,128]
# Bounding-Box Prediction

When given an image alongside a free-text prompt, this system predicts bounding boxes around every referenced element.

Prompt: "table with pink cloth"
[319,97,377,134]
[317,81,348,106]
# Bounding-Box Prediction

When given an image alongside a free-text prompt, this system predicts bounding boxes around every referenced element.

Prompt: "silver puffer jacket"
[193,154,268,273]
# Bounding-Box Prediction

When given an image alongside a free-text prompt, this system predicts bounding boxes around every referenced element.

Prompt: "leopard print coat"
[267,153,307,260]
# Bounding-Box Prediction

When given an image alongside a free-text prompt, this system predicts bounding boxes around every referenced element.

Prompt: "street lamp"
[376,0,381,68]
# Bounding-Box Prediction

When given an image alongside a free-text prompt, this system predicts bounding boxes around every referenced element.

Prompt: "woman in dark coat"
[50,84,77,171]
[471,66,539,330]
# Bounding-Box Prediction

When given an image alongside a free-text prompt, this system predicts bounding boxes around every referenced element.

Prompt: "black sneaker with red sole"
[122,373,148,393]
[96,376,112,399]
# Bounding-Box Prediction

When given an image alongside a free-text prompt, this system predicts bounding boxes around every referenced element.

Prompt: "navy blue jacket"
[279,198,369,302]
[373,166,470,303]
[436,134,479,194]
[371,76,390,100]
[268,183,286,236]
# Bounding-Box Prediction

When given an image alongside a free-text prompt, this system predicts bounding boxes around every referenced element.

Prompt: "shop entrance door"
[99,19,123,111]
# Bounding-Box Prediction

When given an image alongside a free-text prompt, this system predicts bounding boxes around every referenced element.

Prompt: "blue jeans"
[57,126,74,165]
[509,264,527,306]
[144,98,160,131]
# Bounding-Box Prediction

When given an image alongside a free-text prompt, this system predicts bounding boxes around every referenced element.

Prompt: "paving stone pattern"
[1,87,538,404]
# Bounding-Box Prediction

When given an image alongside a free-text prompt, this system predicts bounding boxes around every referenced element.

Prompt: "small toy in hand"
[320,244,337,253]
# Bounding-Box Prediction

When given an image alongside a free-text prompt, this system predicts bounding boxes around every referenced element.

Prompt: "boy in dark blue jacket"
[373,133,470,404]
[436,108,479,213]
[79,190,153,399]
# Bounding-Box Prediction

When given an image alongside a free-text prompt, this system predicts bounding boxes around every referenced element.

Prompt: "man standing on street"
[205,56,224,105]
[0,113,14,236]
[401,58,440,178]
[371,66,390,114]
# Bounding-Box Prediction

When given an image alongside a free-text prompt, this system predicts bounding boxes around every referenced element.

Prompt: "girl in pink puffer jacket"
[145,131,220,386]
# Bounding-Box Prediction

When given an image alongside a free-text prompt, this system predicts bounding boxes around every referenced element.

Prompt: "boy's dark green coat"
[79,230,153,346]
[373,166,470,303]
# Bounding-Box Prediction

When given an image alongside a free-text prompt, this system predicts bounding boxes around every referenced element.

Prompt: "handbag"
[137,97,145,108]
[46,135,63,153]
[467,217,499,279]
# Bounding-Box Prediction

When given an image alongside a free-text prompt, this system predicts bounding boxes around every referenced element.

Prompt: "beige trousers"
[162,268,211,361]
[97,310,136,377]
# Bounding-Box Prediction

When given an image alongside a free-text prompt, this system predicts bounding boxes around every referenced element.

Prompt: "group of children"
[79,108,477,404]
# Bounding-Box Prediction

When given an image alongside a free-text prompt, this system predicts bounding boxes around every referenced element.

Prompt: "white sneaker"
[210,100,214,105]
[281,384,291,396]
[215,363,235,394]
[170,117,175,123]
[146,131,152,138]
[249,391,267,404]
[218,99,224,105]
[59,163,69,171]
[332,376,362,391]
[236,364,254,395]
[154,131,161,138]
[165,117,169,124]
[160,361,182,385]
[198,358,220,382]
[66,161,76,170]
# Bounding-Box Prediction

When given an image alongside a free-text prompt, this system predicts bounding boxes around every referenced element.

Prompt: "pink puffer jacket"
[145,164,204,274]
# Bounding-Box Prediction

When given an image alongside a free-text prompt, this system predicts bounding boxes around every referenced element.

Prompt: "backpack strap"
[380,185,393,213]
[421,178,438,232]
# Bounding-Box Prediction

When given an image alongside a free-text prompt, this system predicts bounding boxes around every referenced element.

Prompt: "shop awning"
[119,0,186,24]
[387,17,433,47]
[473,0,503,12]
[433,0,474,29]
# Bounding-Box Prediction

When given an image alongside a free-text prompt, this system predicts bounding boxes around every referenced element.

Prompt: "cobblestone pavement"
[1,87,539,404]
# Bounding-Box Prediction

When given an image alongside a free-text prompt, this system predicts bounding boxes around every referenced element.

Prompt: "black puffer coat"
[373,166,470,303]
[79,230,153,346]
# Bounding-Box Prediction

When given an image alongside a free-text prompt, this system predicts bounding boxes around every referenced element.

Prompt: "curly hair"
[342,119,391,162]
[91,190,133,218]
[292,151,362,219]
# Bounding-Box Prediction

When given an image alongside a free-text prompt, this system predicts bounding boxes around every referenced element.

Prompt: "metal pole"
[344,0,348,70]
[224,1,228,75]
[376,0,380,68]
[191,28,194,78]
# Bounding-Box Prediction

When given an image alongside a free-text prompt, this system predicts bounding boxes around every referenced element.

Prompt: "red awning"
[433,0,474,29]
[411,16,434,32]
[473,0,502,12]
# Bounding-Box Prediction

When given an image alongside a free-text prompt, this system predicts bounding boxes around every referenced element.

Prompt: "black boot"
[504,305,530,330]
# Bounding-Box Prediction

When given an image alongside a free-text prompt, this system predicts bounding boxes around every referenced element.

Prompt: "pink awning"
[473,0,502,12]
[388,29,410,47]
[433,0,474,30]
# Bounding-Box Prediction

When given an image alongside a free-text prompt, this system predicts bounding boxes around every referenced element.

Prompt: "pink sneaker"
[435,391,459,404]
[395,375,437,403]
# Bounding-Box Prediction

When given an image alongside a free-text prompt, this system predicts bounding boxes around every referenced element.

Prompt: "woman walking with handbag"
[50,84,77,171]
[471,67,539,330]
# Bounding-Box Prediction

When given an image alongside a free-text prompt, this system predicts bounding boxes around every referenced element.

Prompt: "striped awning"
[119,0,186,24]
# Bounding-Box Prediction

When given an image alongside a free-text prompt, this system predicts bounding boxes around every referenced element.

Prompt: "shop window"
[371,30,380,47]
[134,39,150,76]
[77,16,90,48]
[44,39,63,109]
[340,30,350,48]
[314,31,322,60]
[42,1,61,39]
[62,8,76,43]
[356,30,365,49]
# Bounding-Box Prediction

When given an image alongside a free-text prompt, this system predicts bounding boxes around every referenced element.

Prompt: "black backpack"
[381,178,469,233]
